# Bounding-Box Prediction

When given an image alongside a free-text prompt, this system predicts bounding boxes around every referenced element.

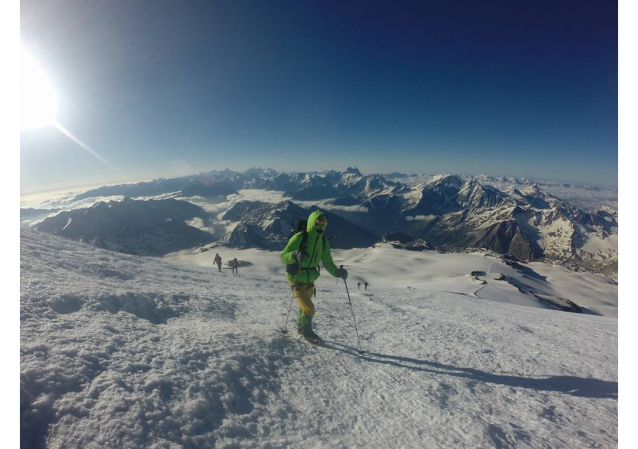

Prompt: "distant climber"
[281,211,347,343]
[214,253,222,272]
[364,281,369,290]
[358,282,362,290]
[232,258,239,274]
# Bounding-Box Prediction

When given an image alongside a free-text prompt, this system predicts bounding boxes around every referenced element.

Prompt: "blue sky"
[20,0,617,192]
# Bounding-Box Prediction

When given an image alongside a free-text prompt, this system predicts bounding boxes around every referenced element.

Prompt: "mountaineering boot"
[296,310,308,335]
[297,315,322,343]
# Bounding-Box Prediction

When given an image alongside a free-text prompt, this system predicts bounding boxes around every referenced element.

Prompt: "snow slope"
[21,230,617,448]
[167,243,618,318]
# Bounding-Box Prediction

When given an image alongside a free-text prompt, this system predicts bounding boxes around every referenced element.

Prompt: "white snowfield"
[21,230,617,448]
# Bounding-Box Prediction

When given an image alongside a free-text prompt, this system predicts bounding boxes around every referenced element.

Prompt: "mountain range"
[220,200,377,250]
[34,198,214,256]
[27,168,617,277]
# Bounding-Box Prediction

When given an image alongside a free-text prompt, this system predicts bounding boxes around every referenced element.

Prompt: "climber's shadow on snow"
[324,342,617,400]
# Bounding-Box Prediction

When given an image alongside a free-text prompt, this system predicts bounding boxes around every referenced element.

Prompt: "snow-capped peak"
[428,173,463,188]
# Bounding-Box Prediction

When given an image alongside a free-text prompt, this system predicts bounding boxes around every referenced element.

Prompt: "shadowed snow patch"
[83,263,135,280]
[96,292,180,324]
[48,294,83,314]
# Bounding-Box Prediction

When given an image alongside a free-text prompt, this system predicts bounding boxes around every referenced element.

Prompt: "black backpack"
[288,220,310,253]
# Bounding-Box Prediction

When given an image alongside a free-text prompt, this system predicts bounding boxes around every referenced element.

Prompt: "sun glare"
[21,47,59,130]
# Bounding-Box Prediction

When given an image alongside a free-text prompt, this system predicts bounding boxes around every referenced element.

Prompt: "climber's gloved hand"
[336,267,348,280]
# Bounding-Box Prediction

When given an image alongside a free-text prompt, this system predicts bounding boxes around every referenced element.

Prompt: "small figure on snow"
[364,281,369,290]
[232,258,239,274]
[214,253,222,272]
[358,282,362,290]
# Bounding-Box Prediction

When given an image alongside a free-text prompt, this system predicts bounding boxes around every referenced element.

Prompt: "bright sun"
[21,47,59,130]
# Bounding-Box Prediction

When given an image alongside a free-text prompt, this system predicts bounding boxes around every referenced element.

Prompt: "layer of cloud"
[540,186,618,212]
[405,215,437,221]
[323,204,369,213]
[185,217,232,240]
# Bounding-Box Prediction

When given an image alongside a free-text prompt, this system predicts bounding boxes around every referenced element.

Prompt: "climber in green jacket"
[281,210,348,341]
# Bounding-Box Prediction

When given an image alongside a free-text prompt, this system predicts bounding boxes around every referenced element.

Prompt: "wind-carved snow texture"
[21,230,617,448]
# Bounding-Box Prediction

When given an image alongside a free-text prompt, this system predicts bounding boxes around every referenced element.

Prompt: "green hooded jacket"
[281,210,339,284]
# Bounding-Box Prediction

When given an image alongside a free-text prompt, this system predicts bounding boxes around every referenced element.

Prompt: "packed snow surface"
[21,230,617,448]
[168,243,618,318]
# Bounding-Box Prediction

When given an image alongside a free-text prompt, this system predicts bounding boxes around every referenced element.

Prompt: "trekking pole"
[342,270,365,354]
[280,286,296,334]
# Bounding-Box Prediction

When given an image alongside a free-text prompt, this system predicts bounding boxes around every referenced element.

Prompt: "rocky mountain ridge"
[34,198,214,256]
[220,200,377,250]
[29,168,617,277]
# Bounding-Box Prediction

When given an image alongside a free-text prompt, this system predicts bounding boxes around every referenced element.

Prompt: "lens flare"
[54,122,118,173]
[21,46,118,174]
[21,47,58,130]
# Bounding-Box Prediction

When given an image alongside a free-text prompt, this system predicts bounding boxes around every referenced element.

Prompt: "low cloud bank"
[323,204,369,213]
[405,215,437,221]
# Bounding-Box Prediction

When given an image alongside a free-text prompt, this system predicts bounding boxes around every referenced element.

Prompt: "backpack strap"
[298,232,326,253]
[299,230,309,252]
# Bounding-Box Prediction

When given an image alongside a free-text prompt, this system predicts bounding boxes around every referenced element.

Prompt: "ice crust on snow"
[21,229,617,448]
